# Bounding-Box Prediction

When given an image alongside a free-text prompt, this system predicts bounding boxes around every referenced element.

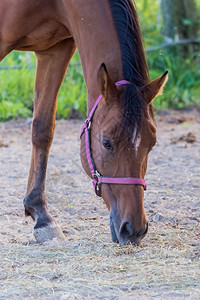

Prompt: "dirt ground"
[0,109,199,300]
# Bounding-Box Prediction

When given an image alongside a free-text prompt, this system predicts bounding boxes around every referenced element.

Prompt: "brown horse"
[0,0,168,245]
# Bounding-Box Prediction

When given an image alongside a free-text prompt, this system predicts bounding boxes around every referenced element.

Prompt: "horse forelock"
[109,0,151,140]
[121,84,145,140]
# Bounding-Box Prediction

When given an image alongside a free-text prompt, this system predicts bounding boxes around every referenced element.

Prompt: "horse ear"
[142,71,168,103]
[97,63,117,102]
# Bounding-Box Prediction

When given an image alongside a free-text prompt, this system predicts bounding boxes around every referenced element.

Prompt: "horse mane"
[109,0,152,139]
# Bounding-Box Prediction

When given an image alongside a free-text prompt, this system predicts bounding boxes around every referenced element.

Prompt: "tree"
[161,0,199,58]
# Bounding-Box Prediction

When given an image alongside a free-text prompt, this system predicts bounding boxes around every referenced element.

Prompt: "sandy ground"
[0,109,199,299]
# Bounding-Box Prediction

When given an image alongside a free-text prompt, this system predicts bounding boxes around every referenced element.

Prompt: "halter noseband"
[80,80,147,197]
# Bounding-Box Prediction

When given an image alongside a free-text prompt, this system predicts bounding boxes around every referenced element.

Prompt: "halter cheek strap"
[80,80,147,197]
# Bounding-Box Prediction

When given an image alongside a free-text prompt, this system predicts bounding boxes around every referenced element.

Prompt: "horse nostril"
[144,222,148,235]
[120,221,134,238]
[136,222,149,237]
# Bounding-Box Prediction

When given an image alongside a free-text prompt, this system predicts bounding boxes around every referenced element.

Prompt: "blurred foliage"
[0,0,199,122]
[56,51,87,119]
[0,53,35,121]
[135,0,200,109]
[0,52,87,121]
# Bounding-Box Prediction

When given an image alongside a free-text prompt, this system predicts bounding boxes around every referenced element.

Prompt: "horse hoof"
[33,222,66,243]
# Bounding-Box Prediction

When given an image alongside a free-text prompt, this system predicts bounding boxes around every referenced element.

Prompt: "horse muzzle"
[110,214,148,246]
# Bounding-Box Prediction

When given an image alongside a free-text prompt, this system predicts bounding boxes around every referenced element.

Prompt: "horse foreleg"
[24,38,76,243]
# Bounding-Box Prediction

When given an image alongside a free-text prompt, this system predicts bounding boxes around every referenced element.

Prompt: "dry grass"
[0,113,200,299]
[0,219,199,299]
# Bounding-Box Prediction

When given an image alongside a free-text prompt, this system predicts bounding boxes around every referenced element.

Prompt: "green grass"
[56,52,87,119]
[0,51,87,122]
[147,50,200,109]
[0,53,35,121]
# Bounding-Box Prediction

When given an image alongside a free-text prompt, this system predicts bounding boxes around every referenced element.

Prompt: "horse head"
[81,64,168,245]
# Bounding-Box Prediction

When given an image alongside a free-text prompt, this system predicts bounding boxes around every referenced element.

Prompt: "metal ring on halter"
[85,119,91,130]
[95,181,101,197]
[92,171,101,196]
[92,170,101,179]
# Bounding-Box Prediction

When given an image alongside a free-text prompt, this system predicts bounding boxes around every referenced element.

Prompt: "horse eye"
[102,139,113,150]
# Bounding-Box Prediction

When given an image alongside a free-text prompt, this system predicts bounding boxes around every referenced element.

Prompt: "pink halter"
[80,80,147,196]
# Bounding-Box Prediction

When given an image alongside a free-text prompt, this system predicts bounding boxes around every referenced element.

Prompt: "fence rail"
[145,38,200,52]
[0,38,200,70]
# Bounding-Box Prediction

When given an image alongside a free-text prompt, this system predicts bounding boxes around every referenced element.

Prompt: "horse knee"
[32,118,54,150]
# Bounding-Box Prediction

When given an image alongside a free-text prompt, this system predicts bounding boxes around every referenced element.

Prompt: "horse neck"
[64,0,123,111]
